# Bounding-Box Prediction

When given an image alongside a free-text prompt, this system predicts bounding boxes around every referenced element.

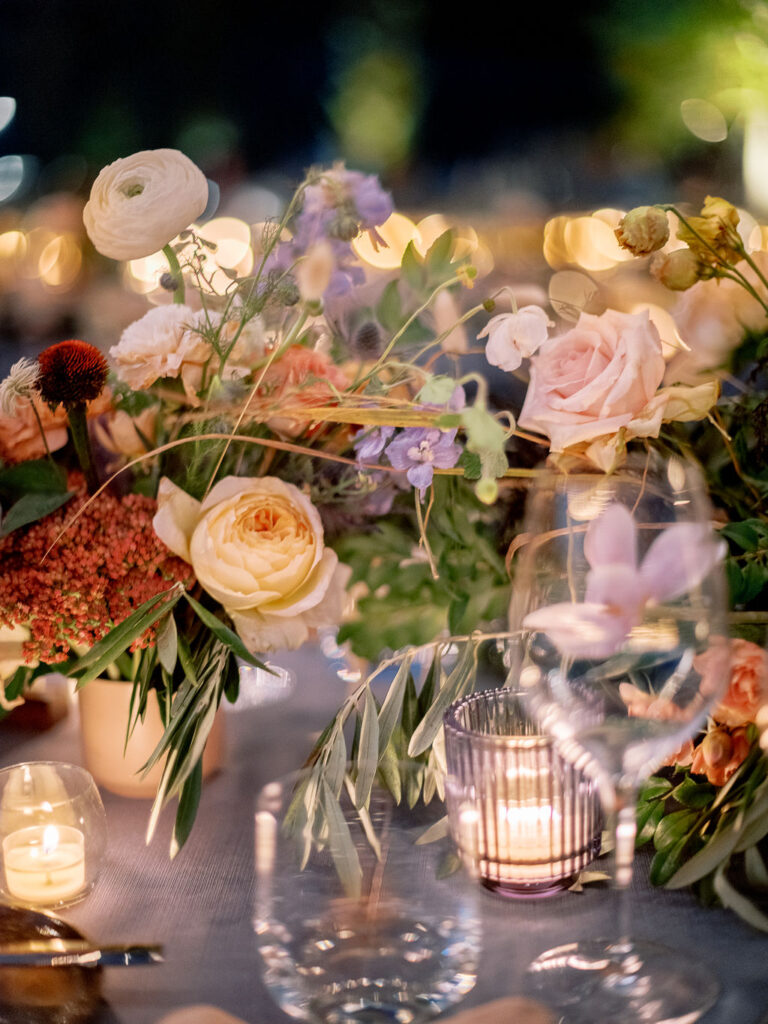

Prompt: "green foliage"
[291,634,488,890]
[0,460,72,536]
[636,745,768,931]
[334,478,508,660]
[719,518,768,608]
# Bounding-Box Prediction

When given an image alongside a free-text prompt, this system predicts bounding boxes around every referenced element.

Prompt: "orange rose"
[260,346,349,437]
[695,637,768,728]
[0,390,113,463]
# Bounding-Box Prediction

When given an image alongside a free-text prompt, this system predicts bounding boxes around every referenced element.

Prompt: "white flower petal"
[152,478,202,563]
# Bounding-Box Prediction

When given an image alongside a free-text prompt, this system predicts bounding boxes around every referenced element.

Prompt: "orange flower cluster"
[685,639,768,786]
[0,476,193,663]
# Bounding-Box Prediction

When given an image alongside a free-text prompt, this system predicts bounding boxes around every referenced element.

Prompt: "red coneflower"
[37,340,108,409]
[36,340,109,493]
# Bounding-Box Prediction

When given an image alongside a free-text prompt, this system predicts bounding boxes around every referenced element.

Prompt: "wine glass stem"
[613,785,638,954]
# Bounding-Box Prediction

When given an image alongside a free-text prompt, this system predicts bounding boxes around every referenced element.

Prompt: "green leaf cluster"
[334,479,508,660]
[720,519,768,608]
[0,459,73,537]
[290,636,486,892]
[636,742,768,930]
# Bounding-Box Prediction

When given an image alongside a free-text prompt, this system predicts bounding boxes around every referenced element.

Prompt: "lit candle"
[2,824,86,905]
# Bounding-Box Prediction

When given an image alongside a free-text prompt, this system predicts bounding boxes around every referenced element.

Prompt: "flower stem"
[26,397,55,466]
[162,244,186,305]
[67,401,99,493]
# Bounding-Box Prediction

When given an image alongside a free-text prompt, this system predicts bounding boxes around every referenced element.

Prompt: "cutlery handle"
[0,944,164,967]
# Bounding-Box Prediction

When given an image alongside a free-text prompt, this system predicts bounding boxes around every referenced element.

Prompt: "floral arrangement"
[1,150,768,929]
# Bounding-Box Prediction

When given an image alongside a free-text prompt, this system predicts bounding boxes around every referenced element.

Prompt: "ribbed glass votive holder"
[444,688,601,898]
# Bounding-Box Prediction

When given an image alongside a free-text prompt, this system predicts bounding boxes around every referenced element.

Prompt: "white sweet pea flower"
[83,149,209,261]
[153,476,351,653]
[479,306,553,372]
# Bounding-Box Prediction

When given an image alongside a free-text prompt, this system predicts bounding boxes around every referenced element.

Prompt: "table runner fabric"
[1,648,767,1024]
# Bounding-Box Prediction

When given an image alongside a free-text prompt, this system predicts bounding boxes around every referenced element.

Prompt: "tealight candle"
[0,762,106,908]
[445,689,601,897]
[3,824,86,905]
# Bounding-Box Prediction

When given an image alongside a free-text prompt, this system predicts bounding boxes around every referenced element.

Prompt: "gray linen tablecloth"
[1,648,767,1024]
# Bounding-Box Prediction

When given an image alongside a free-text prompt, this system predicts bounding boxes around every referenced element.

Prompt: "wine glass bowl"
[510,450,730,1024]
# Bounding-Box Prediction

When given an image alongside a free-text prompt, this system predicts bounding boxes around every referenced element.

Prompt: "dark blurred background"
[0,0,767,364]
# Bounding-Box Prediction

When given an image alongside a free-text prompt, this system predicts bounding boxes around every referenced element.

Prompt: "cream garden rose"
[83,148,209,261]
[153,476,351,652]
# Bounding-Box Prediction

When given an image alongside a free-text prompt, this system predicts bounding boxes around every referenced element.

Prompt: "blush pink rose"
[669,253,768,381]
[518,309,665,451]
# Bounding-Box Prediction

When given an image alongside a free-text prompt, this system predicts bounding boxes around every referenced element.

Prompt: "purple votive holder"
[444,688,601,898]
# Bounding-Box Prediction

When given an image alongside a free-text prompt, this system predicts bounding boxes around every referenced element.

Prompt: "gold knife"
[0,939,164,967]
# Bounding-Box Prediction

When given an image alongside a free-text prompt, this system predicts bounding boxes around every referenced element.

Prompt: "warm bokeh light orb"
[352,212,417,269]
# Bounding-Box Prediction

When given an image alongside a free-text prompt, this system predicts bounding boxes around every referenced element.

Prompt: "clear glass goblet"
[253,770,482,1024]
[509,449,729,1024]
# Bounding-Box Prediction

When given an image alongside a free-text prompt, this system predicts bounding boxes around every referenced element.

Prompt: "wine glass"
[252,770,482,1024]
[509,449,729,1024]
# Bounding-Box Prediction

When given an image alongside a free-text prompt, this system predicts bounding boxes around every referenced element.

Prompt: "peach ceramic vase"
[77,679,224,798]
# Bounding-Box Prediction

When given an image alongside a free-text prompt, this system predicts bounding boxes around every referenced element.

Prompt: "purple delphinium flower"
[385,427,462,497]
[265,166,392,300]
[354,426,392,463]
[353,425,395,464]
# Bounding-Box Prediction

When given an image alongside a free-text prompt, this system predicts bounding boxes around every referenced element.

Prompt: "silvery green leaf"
[408,641,478,757]
[170,759,202,859]
[714,863,768,933]
[665,820,740,889]
[436,851,462,879]
[378,741,402,804]
[377,653,413,754]
[72,585,184,686]
[355,688,379,809]
[415,816,449,845]
[321,781,362,899]
[405,764,424,808]
[325,728,347,798]
[344,776,382,861]
[745,845,768,890]
[423,765,437,805]
[734,793,768,852]
[156,613,178,675]
[299,773,321,870]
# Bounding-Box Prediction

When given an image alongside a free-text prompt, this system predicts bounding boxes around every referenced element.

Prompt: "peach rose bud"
[615,206,670,256]
[296,241,335,303]
[701,728,732,770]
[650,248,703,291]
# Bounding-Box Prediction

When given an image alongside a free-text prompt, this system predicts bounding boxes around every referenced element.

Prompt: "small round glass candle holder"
[0,762,107,909]
[444,689,601,898]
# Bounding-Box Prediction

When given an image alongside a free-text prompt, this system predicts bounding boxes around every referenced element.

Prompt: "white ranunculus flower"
[109,305,211,393]
[153,476,351,653]
[83,149,209,261]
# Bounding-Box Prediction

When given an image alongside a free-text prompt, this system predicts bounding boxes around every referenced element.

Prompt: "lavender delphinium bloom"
[353,425,395,464]
[385,427,462,497]
[266,166,393,300]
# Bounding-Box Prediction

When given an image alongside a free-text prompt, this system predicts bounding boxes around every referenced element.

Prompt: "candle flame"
[42,825,59,856]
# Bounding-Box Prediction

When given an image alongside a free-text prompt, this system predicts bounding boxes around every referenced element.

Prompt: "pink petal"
[585,564,644,609]
[523,601,635,659]
[584,503,637,570]
[639,524,726,603]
